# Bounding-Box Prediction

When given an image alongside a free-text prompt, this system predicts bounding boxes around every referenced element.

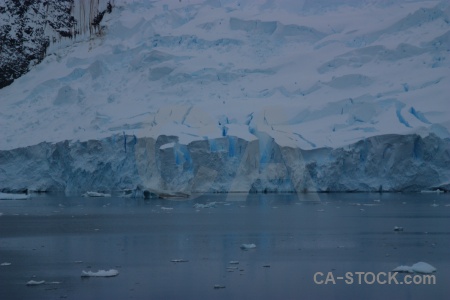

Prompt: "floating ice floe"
[1,262,12,266]
[0,192,29,200]
[82,191,111,197]
[392,262,436,274]
[193,202,216,209]
[26,280,45,286]
[240,243,256,250]
[171,259,188,263]
[81,269,119,277]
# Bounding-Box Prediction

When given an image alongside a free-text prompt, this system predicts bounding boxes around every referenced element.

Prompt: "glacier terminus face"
[0,133,449,194]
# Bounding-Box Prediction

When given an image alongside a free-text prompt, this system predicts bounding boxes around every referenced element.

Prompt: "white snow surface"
[81,269,119,277]
[1,0,449,151]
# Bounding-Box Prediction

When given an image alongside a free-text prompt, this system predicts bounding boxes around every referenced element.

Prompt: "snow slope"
[1,0,449,150]
[0,0,449,193]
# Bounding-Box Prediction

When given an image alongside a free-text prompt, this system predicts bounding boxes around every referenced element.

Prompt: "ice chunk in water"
[81,269,119,277]
[26,280,45,286]
[82,192,111,197]
[171,259,188,263]
[240,243,256,250]
[411,262,436,274]
[393,262,436,274]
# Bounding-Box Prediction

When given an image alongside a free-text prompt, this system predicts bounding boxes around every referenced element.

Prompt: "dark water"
[1,193,449,300]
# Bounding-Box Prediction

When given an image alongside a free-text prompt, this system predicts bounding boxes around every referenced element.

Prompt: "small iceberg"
[240,243,256,250]
[392,262,436,274]
[82,191,111,197]
[410,262,437,274]
[0,192,29,200]
[26,280,45,286]
[81,269,119,277]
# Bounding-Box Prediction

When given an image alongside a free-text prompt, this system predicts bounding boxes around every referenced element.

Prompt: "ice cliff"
[1,0,449,194]
[1,133,449,194]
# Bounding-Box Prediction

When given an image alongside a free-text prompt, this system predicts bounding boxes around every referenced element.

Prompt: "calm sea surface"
[1,193,449,300]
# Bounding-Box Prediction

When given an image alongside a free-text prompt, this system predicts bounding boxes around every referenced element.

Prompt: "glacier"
[0,133,449,195]
[0,0,449,194]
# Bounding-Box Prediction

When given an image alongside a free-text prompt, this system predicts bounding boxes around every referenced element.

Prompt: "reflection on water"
[0,193,449,299]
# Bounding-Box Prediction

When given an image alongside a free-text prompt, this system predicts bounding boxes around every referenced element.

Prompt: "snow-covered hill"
[1,0,449,194]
